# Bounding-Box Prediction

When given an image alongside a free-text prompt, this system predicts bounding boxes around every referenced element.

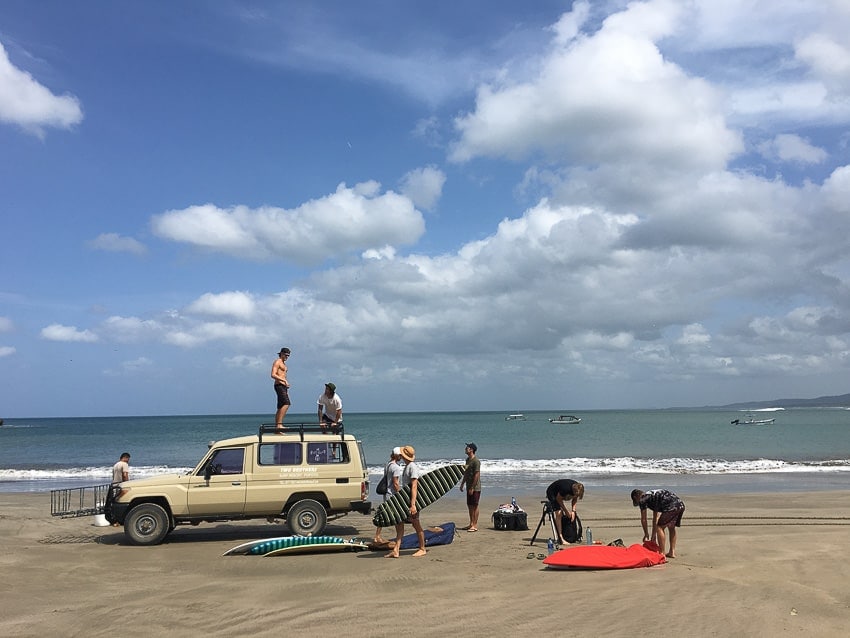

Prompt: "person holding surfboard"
[545,478,585,545]
[630,488,685,558]
[271,347,291,432]
[385,445,427,558]
[459,442,481,532]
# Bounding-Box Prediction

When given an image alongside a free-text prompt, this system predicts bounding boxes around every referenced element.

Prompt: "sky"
[2,0,850,418]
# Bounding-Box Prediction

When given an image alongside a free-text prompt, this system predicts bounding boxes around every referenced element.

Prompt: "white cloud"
[223,354,265,370]
[449,0,741,171]
[0,345,15,357]
[0,316,12,332]
[796,32,850,93]
[100,316,163,343]
[758,133,828,164]
[87,233,147,255]
[151,180,426,265]
[0,41,83,137]
[398,166,446,211]
[40,324,98,343]
[186,291,256,320]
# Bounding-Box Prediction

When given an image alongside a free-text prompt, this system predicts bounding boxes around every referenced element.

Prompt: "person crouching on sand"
[631,488,686,558]
[386,445,426,558]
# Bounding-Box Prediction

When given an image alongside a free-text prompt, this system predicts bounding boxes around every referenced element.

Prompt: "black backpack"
[375,463,390,495]
[563,512,583,543]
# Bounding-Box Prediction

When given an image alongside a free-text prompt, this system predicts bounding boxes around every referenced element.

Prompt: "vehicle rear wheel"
[287,499,327,536]
[125,503,171,545]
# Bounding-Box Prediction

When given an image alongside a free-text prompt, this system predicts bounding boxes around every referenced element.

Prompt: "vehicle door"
[187,446,248,516]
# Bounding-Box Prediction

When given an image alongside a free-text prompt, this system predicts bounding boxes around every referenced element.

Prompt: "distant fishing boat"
[505,414,526,421]
[548,415,581,424]
[731,414,775,425]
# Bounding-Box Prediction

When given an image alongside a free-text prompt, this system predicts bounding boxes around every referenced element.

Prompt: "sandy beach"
[2,490,849,637]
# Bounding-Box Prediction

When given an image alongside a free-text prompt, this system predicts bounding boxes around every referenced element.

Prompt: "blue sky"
[2,0,850,417]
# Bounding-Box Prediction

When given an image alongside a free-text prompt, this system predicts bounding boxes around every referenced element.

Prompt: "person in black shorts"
[631,488,685,558]
[545,478,585,544]
[271,347,291,431]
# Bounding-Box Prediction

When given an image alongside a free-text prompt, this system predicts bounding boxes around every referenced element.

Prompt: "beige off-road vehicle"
[100,424,371,545]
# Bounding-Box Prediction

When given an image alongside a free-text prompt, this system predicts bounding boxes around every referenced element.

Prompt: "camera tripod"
[529,500,559,546]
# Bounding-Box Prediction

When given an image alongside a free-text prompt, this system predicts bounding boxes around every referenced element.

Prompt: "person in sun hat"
[271,347,291,432]
[317,382,343,434]
[459,442,481,532]
[385,445,426,558]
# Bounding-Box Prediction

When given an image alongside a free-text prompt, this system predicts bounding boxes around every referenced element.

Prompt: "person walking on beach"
[459,442,481,532]
[317,382,343,434]
[271,347,291,432]
[631,488,685,558]
[386,445,426,558]
[546,478,584,545]
[374,446,403,544]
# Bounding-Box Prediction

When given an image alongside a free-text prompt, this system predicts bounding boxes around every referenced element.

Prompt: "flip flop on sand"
[467,527,478,532]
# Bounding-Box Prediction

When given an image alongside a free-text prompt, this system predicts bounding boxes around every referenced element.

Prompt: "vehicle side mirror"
[204,462,213,481]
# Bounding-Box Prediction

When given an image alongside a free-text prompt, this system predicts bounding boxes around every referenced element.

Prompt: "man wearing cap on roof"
[374,446,403,544]
[317,382,343,434]
[459,442,481,532]
[385,445,427,558]
[271,347,291,433]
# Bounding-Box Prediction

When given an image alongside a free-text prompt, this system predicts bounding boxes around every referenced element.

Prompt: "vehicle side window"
[307,442,348,464]
[259,443,302,466]
[204,448,245,475]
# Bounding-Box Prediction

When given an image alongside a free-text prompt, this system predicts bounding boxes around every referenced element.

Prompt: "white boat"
[731,414,776,425]
[548,415,581,424]
[505,414,526,421]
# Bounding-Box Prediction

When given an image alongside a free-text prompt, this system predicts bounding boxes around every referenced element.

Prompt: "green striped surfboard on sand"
[223,535,368,556]
[372,463,465,528]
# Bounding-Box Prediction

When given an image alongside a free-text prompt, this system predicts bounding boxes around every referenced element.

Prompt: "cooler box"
[492,509,528,530]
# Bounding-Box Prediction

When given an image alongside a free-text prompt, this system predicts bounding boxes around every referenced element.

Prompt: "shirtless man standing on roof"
[271,347,291,432]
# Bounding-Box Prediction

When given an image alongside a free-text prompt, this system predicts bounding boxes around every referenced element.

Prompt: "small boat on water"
[731,414,776,425]
[548,415,581,424]
[505,414,526,421]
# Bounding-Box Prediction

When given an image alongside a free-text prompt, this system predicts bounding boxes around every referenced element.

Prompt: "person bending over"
[630,488,686,558]
[546,478,585,545]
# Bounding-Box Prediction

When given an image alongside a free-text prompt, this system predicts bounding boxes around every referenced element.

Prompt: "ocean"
[2,408,850,497]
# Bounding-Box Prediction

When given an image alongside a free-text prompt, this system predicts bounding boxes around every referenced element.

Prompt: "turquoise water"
[2,408,849,494]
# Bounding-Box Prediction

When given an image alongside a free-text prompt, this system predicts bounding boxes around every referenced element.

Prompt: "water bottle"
[586,527,593,545]
[511,496,517,510]
[547,538,555,555]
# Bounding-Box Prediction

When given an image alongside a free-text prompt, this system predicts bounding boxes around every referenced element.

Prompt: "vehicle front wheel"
[287,499,327,536]
[125,503,171,545]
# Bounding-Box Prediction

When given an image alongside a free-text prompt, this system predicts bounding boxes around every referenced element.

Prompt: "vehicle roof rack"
[258,422,345,443]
